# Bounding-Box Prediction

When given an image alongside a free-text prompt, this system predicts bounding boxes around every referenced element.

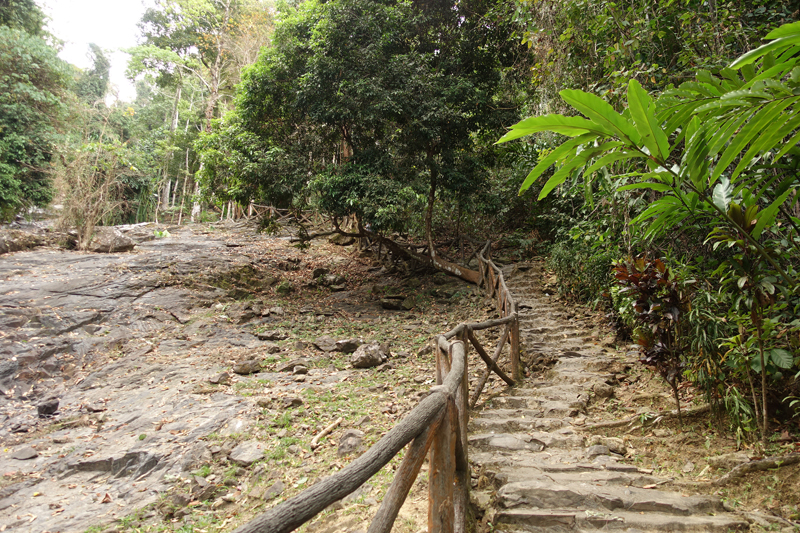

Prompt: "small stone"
[233,360,261,375]
[312,267,329,279]
[592,383,614,398]
[287,445,301,455]
[338,429,364,457]
[83,402,106,413]
[282,397,303,408]
[585,445,610,458]
[11,446,38,460]
[37,398,59,417]
[229,441,265,467]
[652,428,672,438]
[275,281,294,295]
[350,342,389,369]
[293,375,306,382]
[209,372,231,385]
[355,415,371,427]
[313,336,337,352]
[257,330,288,341]
[682,461,695,473]
[278,358,308,372]
[293,365,308,375]
[263,480,284,500]
[417,344,433,357]
[380,298,405,311]
[335,338,362,354]
[263,342,282,354]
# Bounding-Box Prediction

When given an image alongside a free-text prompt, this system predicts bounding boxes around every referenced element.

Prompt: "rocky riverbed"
[0,221,493,533]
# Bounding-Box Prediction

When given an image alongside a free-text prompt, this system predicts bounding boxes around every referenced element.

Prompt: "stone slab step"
[492,467,665,488]
[497,479,726,516]
[489,397,585,416]
[470,430,585,451]
[497,508,748,532]
[471,415,573,433]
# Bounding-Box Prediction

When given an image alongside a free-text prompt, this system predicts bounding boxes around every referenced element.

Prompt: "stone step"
[497,479,727,517]
[469,430,584,452]
[470,414,574,433]
[496,508,748,532]
[492,467,664,489]
[488,397,584,416]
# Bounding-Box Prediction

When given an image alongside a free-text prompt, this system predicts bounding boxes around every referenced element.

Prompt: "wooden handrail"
[234,241,522,533]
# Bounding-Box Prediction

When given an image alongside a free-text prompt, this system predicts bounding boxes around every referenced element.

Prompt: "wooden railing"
[233,242,520,533]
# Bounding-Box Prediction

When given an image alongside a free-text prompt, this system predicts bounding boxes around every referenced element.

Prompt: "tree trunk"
[425,151,437,261]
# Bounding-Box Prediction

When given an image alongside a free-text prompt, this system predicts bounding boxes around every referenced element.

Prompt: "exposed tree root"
[673,453,800,488]
[584,404,710,430]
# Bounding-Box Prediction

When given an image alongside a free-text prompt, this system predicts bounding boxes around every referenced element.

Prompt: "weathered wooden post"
[511,311,521,382]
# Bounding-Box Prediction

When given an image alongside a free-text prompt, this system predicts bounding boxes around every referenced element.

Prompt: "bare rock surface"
[469,261,750,533]
[0,221,410,533]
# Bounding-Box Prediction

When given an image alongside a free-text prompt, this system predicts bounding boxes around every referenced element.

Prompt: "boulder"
[88,228,135,253]
[351,342,389,369]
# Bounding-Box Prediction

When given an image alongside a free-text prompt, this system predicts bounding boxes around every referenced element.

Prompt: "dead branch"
[311,417,343,450]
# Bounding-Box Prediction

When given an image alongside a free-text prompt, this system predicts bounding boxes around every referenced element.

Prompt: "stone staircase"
[468,262,749,532]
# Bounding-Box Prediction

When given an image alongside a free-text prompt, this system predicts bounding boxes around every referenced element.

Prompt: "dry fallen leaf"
[101,493,112,504]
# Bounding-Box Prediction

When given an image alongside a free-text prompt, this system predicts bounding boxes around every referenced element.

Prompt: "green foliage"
[511,0,795,105]
[0,25,69,219]
[205,0,518,237]
[503,22,800,436]
[75,44,111,106]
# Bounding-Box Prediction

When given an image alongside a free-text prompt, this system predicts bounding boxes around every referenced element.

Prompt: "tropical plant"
[500,20,800,436]
[614,257,692,420]
[497,22,800,293]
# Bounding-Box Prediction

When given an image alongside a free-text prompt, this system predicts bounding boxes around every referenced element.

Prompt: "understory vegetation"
[2,0,798,445]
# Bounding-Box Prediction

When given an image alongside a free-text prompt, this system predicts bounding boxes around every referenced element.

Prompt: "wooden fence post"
[511,313,521,382]
[429,400,456,533]
[453,340,470,533]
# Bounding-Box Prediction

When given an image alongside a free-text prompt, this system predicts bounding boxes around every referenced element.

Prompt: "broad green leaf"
[765,21,800,40]
[774,126,800,161]
[627,79,670,160]
[751,188,793,239]
[731,34,800,69]
[683,116,709,188]
[538,147,597,200]
[732,110,800,178]
[496,114,610,143]
[617,182,673,192]
[518,133,596,193]
[770,348,794,369]
[712,99,796,182]
[582,149,641,176]
[560,89,641,144]
[712,176,732,210]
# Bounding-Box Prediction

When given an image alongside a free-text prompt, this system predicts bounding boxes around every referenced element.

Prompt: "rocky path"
[469,262,750,532]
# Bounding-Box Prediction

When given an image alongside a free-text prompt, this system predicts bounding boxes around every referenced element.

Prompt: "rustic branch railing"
[233,241,520,533]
